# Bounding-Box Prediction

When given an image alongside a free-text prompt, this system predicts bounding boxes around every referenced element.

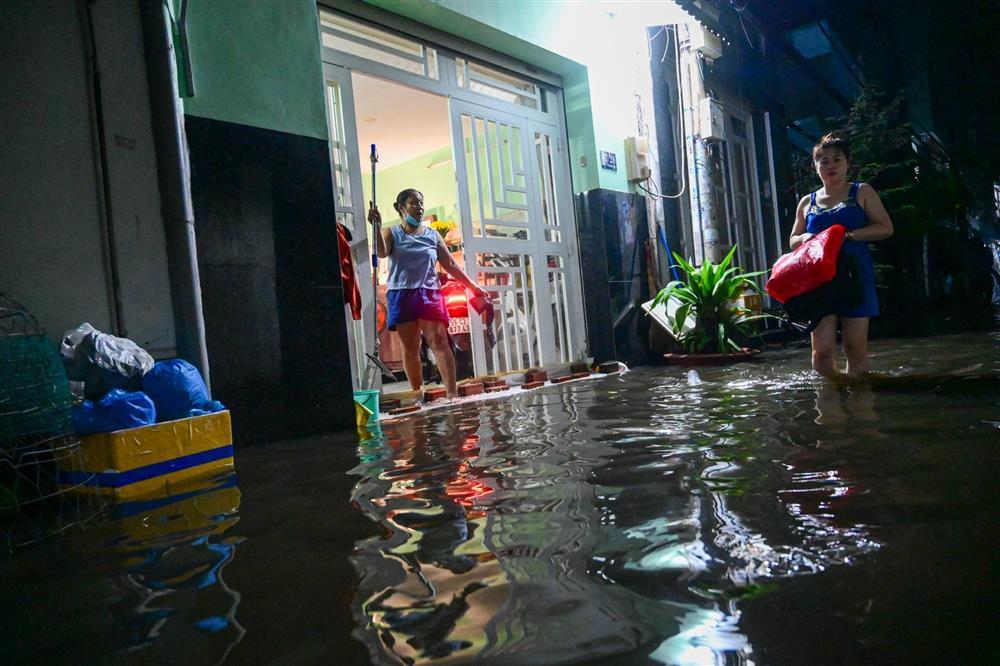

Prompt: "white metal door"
[322,62,372,391]
[319,8,587,378]
[450,99,584,375]
[723,106,767,276]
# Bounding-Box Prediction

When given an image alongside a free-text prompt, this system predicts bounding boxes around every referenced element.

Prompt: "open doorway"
[351,73,475,388]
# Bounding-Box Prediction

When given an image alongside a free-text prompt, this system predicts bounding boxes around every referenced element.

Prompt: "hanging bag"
[765,224,846,304]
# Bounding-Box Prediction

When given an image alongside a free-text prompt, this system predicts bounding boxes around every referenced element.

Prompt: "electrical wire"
[733,0,755,49]
[640,25,689,201]
[638,177,685,200]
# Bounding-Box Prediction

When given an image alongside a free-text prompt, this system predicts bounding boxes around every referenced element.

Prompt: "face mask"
[404,214,419,228]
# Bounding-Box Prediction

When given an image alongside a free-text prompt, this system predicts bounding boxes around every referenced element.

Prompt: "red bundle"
[765,224,846,304]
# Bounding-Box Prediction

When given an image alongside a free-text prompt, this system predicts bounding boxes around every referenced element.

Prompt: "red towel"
[338,224,363,320]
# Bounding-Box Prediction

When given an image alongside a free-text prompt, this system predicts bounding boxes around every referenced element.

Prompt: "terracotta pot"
[662,348,758,366]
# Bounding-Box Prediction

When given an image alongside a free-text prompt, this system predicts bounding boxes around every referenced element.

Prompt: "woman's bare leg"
[420,319,458,397]
[395,321,424,391]
[810,314,839,378]
[841,316,870,376]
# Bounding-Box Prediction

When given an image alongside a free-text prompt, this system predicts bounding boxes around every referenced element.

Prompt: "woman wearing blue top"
[789,134,894,377]
[368,189,492,397]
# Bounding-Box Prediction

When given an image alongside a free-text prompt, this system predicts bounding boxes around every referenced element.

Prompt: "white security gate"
[450,100,581,374]
[319,8,586,382]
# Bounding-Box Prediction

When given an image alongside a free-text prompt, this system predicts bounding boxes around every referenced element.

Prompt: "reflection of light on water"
[106,474,246,660]
[650,606,753,666]
[347,340,1000,663]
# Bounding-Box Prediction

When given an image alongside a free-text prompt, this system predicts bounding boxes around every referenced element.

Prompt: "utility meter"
[697,98,726,141]
[624,136,651,183]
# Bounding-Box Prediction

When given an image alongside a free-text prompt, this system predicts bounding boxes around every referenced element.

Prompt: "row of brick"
[384,361,622,416]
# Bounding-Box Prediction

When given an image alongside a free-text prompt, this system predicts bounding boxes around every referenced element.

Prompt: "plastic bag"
[142,359,224,422]
[782,251,864,332]
[71,389,156,435]
[765,224,846,304]
[60,323,154,399]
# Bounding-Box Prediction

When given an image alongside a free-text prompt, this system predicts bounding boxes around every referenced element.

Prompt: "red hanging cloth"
[338,223,363,320]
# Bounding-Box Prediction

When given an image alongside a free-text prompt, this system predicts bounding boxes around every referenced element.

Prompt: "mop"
[364,142,396,389]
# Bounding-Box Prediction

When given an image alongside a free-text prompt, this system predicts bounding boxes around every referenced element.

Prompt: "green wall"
[178,0,327,139]
[362,0,603,193]
[362,146,460,229]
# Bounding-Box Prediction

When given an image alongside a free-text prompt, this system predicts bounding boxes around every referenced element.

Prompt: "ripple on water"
[349,332,1000,664]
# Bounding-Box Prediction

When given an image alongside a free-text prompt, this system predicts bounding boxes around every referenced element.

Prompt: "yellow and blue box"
[57,410,234,500]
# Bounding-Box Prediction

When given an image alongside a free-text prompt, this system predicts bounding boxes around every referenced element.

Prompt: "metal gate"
[319,8,585,385]
[450,99,581,374]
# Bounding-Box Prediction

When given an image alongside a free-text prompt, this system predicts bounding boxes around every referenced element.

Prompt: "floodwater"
[2,332,998,665]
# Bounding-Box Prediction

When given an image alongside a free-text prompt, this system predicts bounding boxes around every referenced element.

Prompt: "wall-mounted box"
[624,136,651,183]
[690,26,723,61]
[697,98,726,141]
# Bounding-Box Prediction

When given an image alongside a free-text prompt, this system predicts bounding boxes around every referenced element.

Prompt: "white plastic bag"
[60,323,154,398]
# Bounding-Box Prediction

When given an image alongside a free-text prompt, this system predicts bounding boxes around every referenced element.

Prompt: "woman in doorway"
[368,189,492,397]
[789,133,894,377]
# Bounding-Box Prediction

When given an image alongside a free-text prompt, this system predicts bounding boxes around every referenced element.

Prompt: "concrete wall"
[0,0,175,353]
[178,0,329,140]
[1,1,111,336]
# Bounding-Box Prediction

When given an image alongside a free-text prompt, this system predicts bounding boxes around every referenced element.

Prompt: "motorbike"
[424,273,495,381]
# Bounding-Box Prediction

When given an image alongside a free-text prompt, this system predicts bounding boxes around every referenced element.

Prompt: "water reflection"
[351,411,501,662]
[102,474,245,658]
[350,334,999,664]
[0,473,253,664]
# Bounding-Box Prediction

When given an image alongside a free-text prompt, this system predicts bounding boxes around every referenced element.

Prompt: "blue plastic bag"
[72,389,157,435]
[142,359,224,423]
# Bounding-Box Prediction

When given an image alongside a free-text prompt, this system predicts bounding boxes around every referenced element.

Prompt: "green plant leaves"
[650,245,766,354]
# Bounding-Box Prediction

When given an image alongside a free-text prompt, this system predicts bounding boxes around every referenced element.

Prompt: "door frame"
[318,6,587,381]
[717,92,768,278]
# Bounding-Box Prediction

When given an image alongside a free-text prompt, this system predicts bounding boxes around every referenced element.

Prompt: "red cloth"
[765,224,846,304]
[338,224,363,320]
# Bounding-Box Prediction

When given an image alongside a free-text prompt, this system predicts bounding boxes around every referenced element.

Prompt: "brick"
[571,371,591,379]
[423,388,447,402]
[485,386,507,393]
[524,370,547,383]
[522,380,545,389]
[570,361,590,374]
[598,361,621,374]
[458,383,484,396]
[380,399,402,411]
[390,405,421,415]
[551,375,575,384]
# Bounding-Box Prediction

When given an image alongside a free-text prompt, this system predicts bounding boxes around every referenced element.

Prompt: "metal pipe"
[764,111,782,256]
[139,0,210,389]
[80,0,126,336]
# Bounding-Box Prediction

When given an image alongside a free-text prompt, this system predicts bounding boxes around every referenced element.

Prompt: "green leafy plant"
[651,245,768,354]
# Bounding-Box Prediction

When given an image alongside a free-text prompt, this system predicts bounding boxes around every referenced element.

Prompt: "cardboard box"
[57,411,234,500]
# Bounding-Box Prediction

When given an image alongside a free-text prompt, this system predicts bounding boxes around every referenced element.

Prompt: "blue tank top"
[386,224,441,290]
[805,182,879,317]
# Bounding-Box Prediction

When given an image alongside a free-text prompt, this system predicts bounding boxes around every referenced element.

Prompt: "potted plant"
[648,245,768,365]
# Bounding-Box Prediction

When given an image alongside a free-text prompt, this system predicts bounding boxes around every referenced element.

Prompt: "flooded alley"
[4,331,997,664]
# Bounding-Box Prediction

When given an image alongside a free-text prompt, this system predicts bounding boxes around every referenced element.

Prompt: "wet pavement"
[2,331,998,664]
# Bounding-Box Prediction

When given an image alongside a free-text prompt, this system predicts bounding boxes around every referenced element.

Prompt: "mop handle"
[370,144,379,352]
[370,144,379,272]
